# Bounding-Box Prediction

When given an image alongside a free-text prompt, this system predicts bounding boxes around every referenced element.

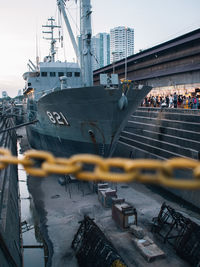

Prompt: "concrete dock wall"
[0,117,22,266]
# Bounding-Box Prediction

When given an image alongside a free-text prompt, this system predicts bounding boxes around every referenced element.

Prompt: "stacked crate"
[112,203,137,229]
[98,186,117,208]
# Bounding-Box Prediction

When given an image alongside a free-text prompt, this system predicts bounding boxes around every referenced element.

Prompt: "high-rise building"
[91,36,100,71]
[91,33,110,70]
[110,26,134,63]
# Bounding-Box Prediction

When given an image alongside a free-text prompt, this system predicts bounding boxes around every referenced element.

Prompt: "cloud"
[0,76,24,98]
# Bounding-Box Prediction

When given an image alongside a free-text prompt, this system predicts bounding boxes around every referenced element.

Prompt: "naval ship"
[23,0,151,157]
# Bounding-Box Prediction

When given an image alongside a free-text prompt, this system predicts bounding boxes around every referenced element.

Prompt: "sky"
[0,0,200,97]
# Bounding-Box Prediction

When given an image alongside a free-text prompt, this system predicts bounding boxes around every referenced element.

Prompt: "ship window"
[58,72,64,77]
[28,82,31,86]
[41,72,47,77]
[66,72,72,77]
[75,72,80,77]
[50,72,56,77]
[41,72,48,77]
[29,72,40,77]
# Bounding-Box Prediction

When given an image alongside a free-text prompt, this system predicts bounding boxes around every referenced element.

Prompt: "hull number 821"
[46,111,70,126]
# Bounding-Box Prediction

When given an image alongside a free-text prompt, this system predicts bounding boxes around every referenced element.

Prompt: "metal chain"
[0,148,200,190]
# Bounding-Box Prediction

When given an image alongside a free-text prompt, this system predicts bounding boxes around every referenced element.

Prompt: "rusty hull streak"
[81,122,105,154]
[80,121,105,144]
[80,121,106,154]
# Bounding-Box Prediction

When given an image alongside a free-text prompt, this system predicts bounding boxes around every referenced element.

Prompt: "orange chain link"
[0,148,200,190]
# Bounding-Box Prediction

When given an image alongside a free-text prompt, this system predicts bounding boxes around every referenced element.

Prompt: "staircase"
[113,107,200,208]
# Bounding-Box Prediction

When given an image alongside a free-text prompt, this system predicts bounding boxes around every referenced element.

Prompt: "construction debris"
[132,235,165,262]
[130,225,145,239]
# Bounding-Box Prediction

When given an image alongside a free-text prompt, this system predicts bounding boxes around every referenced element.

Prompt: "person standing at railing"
[197,97,199,109]
[169,95,173,108]
[183,96,186,108]
[153,96,156,107]
[178,95,182,108]
[188,96,192,109]
[186,97,189,109]
[144,97,148,107]
[156,96,159,107]
[173,92,177,108]
[193,96,197,109]
[165,95,169,107]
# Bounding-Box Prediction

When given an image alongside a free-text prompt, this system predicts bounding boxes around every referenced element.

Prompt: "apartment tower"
[110,26,134,63]
[92,33,110,70]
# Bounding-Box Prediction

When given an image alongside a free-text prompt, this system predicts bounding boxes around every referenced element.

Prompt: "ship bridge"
[23,61,82,99]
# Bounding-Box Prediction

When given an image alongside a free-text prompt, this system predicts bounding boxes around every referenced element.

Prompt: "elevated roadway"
[93,28,200,88]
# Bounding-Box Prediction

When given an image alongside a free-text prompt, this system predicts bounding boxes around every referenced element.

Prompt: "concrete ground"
[18,127,200,267]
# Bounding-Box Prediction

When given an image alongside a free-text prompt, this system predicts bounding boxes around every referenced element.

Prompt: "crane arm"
[57,0,80,63]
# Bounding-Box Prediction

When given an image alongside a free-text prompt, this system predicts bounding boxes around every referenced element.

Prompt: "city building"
[79,26,134,70]
[2,91,8,98]
[110,26,134,63]
[91,33,110,70]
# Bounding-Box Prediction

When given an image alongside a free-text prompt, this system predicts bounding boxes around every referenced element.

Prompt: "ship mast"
[80,0,93,86]
[57,0,93,87]
[42,17,61,62]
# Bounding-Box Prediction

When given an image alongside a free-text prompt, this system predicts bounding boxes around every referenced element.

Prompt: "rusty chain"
[0,147,200,190]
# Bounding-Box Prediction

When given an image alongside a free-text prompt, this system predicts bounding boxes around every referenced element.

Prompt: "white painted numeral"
[53,112,64,125]
[47,111,56,124]
[46,111,70,126]
[60,112,70,126]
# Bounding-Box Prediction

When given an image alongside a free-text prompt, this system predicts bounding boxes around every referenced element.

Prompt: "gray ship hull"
[26,85,151,157]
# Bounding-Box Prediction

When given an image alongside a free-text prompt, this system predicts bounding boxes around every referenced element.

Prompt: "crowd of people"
[142,92,200,109]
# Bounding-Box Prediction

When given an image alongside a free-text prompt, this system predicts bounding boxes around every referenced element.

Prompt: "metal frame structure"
[72,216,127,267]
[152,202,200,266]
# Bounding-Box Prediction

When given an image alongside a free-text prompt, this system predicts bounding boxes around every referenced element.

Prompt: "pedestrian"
[185,97,189,109]
[144,97,148,107]
[156,96,159,107]
[178,95,182,108]
[150,96,153,107]
[159,96,162,106]
[169,95,173,108]
[166,95,169,107]
[153,96,156,107]
[173,92,177,108]
[193,96,197,109]
[183,96,186,108]
[197,97,200,109]
[188,96,191,109]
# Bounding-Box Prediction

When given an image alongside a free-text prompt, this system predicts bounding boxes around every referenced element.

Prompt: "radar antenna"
[42,17,61,62]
